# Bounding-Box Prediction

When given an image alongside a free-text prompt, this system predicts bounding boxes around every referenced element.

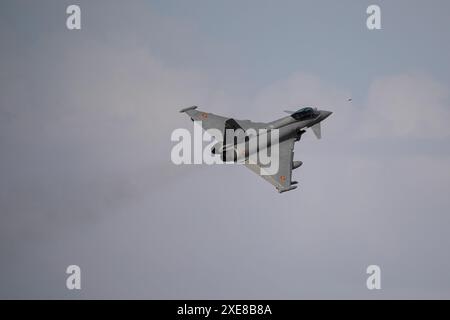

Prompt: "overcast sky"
[1,0,450,299]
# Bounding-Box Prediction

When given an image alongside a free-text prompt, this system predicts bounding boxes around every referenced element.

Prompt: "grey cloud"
[361,73,450,138]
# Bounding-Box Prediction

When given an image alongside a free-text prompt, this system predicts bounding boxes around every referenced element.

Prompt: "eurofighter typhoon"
[180,106,332,193]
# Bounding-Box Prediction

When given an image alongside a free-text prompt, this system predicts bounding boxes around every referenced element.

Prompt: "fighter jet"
[180,106,332,193]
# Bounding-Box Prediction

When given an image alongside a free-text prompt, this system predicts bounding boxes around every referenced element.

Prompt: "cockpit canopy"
[291,107,318,121]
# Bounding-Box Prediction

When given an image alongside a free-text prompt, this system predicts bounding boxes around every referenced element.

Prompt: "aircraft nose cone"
[322,111,333,120]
